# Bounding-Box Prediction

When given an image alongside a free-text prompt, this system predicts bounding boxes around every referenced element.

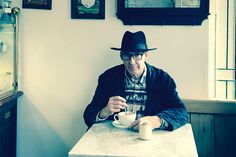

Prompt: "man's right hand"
[99,96,127,119]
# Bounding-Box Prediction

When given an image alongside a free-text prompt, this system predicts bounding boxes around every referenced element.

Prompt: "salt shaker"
[139,120,152,140]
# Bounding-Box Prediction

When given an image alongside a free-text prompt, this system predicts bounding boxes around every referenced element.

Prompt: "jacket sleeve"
[83,74,110,128]
[156,73,189,131]
[157,107,189,131]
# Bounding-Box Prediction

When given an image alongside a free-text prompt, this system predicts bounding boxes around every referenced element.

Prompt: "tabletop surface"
[69,121,198,157]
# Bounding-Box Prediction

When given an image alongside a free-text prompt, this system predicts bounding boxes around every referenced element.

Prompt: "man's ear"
[144,52,148,58]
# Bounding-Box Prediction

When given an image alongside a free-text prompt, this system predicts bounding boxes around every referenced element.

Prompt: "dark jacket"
[83,63,189,130]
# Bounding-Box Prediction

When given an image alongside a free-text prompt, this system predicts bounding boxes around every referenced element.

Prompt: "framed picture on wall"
[71,0,105,19]
[117,0,209,25]
[22,0,52,10]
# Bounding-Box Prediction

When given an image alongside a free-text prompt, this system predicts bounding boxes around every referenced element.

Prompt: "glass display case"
[0,6,20,99]
[0,3,22,157]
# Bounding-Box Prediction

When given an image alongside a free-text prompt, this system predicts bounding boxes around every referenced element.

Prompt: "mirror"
[117,0,209,25]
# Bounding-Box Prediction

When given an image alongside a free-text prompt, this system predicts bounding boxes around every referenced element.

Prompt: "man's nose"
[129,57,136,64]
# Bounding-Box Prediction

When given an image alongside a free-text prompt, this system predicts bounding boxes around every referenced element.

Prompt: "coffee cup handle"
[114,114,119,121]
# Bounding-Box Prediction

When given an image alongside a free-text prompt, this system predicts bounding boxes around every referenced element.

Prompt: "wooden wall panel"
[191,114,215,157]
[215,115,236,157]
[184,99,236,114]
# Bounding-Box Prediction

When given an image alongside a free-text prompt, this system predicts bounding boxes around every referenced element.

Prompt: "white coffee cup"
[114,111,136,126]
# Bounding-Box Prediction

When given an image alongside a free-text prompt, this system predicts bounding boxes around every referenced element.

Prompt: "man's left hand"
[128,116,162,131]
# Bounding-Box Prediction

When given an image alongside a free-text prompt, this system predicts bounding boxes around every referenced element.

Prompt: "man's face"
[121,52,147,78]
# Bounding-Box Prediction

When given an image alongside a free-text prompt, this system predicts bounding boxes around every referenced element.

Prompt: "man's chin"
[128,71,140,78]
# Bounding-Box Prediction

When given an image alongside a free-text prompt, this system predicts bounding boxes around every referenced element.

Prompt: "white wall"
[12,0,209,157]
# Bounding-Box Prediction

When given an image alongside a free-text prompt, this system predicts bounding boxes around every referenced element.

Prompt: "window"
[210,0,236,99]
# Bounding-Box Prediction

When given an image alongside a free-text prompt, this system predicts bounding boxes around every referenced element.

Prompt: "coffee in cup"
[114,111,136,126]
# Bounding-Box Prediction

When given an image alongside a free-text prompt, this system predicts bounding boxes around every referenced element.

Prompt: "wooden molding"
[183,99,236,115]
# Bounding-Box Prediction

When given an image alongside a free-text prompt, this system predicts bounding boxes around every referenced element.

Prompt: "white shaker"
[139,120,152,140]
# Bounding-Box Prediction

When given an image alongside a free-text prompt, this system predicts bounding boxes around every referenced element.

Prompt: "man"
[83,31,188,131]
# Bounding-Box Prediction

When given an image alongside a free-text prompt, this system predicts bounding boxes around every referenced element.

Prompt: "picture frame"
[71,0,105,19]
[117,0,209,25]
[22,0,52,10]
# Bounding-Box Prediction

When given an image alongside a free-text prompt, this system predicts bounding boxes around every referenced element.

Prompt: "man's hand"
[99,96,127,119]
[129,116,162,131]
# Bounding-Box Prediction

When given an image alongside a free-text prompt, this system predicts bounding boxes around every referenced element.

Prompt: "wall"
[12,1,209,157]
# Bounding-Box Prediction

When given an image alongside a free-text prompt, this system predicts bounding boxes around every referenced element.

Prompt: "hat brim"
[111,47,157,52]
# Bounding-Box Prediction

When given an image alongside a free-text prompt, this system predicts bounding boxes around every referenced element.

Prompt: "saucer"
[112,121,129,129]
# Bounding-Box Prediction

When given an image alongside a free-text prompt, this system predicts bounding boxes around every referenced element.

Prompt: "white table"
[69,121,198,157]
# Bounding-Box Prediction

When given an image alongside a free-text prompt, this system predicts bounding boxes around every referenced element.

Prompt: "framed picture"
[71,0,105,19]
[22,0,52,10]
[117,0,209,25]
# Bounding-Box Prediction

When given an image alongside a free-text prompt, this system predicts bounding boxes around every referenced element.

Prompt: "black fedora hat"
[111,31,157,53]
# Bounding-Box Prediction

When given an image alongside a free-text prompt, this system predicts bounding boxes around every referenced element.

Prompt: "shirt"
[124,66,147,119]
